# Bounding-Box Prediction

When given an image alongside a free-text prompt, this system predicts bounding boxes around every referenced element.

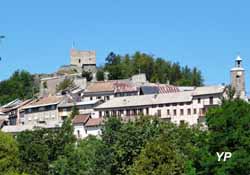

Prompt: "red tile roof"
[86,80,138,93]
[22,96,63,109]
[73,114,90,124]
[114,81,137,93]
[157,84,179,93]
[85,118,103,127]
[86,81,114,92]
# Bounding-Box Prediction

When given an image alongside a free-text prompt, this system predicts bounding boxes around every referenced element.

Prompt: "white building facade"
[95,86,225,125]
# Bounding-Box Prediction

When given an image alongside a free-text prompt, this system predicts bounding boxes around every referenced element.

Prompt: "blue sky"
[0,0,250,93]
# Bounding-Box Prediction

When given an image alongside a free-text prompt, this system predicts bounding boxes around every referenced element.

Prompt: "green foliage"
[70,105,79,119]
[202,99,250,174]
[82,70,93,81]
[0,70,38,105]
[16,129,50,175]
[6,100,250,175]
[0,131,19,173]
[4,172,29,175]
[56,78,75,92]
[104,52,203,86]
[96,69,105,81]
[102,117,163,175]
[51,136,110,175]
[43,81,48,89]
[129,136,186,175]
[16,117,76,175]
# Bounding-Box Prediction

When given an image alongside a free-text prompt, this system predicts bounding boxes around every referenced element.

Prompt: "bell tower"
[230,55,245,98]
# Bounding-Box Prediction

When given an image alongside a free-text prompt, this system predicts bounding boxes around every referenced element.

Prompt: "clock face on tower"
[237,72,242,76]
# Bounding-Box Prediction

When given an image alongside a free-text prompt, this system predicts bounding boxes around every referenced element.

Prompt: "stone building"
[95,85,225,125]
[230,55,246,99]
[20,96,64,125]
[70,49,96,73]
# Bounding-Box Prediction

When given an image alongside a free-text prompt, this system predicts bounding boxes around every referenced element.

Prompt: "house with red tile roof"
[72,114,103,139]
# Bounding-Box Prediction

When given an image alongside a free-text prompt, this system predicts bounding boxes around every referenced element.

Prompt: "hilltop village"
[0,49,247,139]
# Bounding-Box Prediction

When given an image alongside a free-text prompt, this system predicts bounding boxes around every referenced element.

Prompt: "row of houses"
[0,83,226,138]
[0,55,247,138]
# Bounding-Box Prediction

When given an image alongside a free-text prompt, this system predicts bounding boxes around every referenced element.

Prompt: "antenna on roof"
[0,35,5,62]
[72,41,76,49]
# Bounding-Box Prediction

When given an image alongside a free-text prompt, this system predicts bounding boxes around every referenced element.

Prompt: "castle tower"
[230,55,245,98]
[70,49,96,73]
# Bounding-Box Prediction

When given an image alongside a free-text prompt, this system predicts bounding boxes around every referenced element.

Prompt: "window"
[51,114,55,119]
[157,110,161,117]
[126,110,130,116]
[173,109,177,116]
[146,108,149,115]
[117,110,121,116]
[105,111,109,117]
[77,130,80,138]
[90,97,93,100]
[139,109,143,115]
[99,111,102,117]
[187,108,191,115]
[193,108,197,114]
[133,109,137,115]
[180,120,185,125]
[209,96,213,105]
[198,98,201,104]
[78,59,81,63]
[180,109,184,115]
[167,109,170,115]
[107,96,110,100]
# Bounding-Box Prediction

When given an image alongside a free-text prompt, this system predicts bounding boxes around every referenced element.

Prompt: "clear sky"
[0,0,250,94]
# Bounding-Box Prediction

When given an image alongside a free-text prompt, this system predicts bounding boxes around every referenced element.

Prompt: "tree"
[56,78,75,92]
[70,105,79,119]
[17,129,50,175]
[96,69,105,81]
[0,70,38,105]
[102,117,162,175]
[129,135,185,175]
[104,52,124,80]
[0,131,19,173]
[82,70,93,81]
[103,51,203,86]
[51,136,111,175]
[191,67,203,86]
[4,172,28,175]
[203,99,250,174]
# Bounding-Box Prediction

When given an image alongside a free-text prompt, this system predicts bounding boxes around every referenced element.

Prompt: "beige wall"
[23,109,60,125]
[97,94,222,125]
[70,50,96,67]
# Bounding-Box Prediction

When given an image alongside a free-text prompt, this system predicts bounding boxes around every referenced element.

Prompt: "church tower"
[230,55,245,98]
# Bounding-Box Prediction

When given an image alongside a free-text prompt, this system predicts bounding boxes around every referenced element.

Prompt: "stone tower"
[230,55,245,98]
[70,49,96,73]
